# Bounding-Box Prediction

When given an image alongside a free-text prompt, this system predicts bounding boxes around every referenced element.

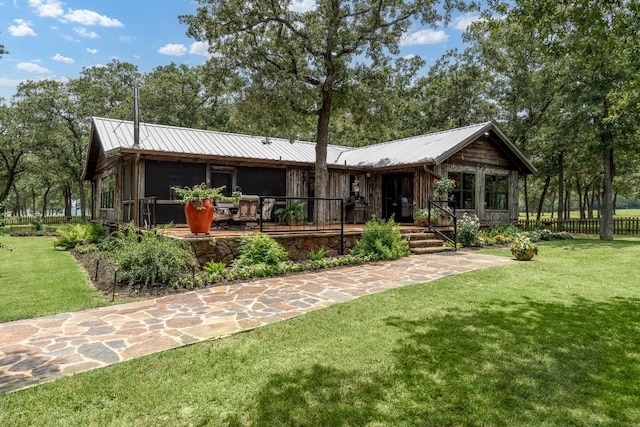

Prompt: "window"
[100,174,115,209]
[485,175,508,210]
[449,172,475,209]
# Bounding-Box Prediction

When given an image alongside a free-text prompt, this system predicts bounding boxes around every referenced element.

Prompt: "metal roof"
[90,117,535,173]
[335,122,494,168]
[92,117,349,164]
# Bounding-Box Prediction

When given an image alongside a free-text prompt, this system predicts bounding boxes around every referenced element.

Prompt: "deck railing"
[517,217,640,235]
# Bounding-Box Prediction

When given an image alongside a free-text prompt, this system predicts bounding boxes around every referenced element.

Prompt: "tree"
[181,0,473,223]
[0,31,7,59]
[141,63,238,130]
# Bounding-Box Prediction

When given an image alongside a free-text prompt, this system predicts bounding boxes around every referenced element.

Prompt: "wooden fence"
[517,217,640,235]
[2,215,88,226]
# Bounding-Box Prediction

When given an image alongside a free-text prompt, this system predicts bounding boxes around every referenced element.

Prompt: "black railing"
[259,196,345,255]
[427,200,458,250]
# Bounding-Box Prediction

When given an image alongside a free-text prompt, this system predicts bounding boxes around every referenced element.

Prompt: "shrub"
[308,247,327,261]
[107,224,193,287]
[31,213,44,232]
[488,223,520,238]
[55,222,107,249]
[233,233,289,268]
[351,215,409,261]
[202,260,227,282]
[458,212,481,247]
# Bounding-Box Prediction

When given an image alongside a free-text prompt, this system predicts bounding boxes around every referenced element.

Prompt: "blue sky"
[1,0,480,101]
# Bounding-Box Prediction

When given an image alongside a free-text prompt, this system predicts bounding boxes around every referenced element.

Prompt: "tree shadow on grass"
[252,297,640,425]
[385,297,640,425]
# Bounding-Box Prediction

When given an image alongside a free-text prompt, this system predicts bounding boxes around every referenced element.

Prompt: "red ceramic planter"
[184,199,214,234]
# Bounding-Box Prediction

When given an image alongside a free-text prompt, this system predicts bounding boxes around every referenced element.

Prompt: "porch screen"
[144,160,206,200]
[236,167,286,196]
[485,175,508,210]
[449,172,475,209]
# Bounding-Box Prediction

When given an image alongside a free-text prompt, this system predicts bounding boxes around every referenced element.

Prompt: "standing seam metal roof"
[91,117,535,173]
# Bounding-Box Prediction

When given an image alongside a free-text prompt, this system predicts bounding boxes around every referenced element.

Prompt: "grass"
[1,237,640,425]
[0,235,110,322]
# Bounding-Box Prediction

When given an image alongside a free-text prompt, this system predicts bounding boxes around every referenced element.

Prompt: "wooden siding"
[449,136,511,168]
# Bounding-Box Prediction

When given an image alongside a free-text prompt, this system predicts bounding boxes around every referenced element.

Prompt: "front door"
[382,173,414,222]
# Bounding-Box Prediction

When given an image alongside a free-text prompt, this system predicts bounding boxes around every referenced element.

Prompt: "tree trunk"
[63,183,72,220]
[313,79,333,226]
[557,152,564,229]
[77,178,86,220]
[536,175,551,221]
[523,175,530,223]
[576,176,585,220]
[600,146,614,240]
[41,185,51,217]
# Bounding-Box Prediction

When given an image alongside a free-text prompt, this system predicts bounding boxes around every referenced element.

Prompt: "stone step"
[408,239,446,248]
[402,232,437,241]
[411,246,455,255]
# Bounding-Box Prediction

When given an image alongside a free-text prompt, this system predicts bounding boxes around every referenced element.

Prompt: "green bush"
[31,213,44,232]
[233,233,289,268]
[351,215,409,261]
[308,247,327,261]
[202,260,227,282]
[55,222,107,249]
[458,212,481,247]
[107,224,193,287]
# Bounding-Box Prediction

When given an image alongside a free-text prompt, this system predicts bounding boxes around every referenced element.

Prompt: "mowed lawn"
[1,237,640,426]
[0,235,110,322]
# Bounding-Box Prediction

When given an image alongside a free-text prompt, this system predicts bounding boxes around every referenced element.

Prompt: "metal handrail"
[427,200,458,251]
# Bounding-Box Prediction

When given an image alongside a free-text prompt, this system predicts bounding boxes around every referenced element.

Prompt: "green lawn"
[0,235,110,322]
[1,237,639,426]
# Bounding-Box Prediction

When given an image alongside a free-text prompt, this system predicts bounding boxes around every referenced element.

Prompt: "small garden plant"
[458,212,481,247]
[351,215,410,261]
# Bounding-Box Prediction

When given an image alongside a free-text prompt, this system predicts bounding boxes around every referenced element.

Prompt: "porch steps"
[402,231,454,255]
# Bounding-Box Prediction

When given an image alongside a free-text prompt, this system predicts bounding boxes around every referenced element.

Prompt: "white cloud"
[52,53,74,64]
[28,0,64,18]
[16,62,50,74]
[119,35,133,42]
[189,41,211,57]
[63,9,123,27]
[74,27,98,38]
[86,48,98,54]
[400,29,448,46]
[8,19,37,37]
[289,0,316,13]
[402,54,416,60]
[451,13,481,30]
[158,43,187,56]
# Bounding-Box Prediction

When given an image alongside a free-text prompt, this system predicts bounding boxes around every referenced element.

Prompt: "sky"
[0,0,480,101]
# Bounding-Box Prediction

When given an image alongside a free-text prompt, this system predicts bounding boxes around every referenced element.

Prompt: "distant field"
[520,209,640,219]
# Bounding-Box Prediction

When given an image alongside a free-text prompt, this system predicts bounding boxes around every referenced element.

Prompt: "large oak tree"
[181,0,472,223]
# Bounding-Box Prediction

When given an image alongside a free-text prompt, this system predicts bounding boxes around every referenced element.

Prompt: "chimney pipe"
[133,84,140,147]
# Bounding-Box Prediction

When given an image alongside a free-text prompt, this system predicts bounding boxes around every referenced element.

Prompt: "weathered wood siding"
[437,136,521,224]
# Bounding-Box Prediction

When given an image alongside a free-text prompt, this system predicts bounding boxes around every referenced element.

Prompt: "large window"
[449,172,475,209]
[100,174,115,209]
[485,175,508,210]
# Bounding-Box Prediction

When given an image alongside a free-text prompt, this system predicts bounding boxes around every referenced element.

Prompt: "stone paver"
[0,252,512,393]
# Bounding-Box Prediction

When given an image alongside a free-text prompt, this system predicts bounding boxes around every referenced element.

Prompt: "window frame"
[484,174,509,211]
[448,172,476,209]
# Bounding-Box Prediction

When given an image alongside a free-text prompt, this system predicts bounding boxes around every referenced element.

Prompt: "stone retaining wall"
[187,233,361,265]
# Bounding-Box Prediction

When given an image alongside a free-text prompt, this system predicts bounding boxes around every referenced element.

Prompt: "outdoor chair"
[233,195,260,224]
[261,198,276,222]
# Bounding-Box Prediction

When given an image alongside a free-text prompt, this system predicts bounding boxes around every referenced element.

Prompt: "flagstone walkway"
[0,252,513,393]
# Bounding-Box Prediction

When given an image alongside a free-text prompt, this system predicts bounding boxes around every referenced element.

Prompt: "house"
[83,117,536,227]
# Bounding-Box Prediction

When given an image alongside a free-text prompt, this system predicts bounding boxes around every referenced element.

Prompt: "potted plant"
[172,183,225,234]
[231,189,242,206]
[511,235,538,261]
[275,201,305,225]
[432,178,456,200]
